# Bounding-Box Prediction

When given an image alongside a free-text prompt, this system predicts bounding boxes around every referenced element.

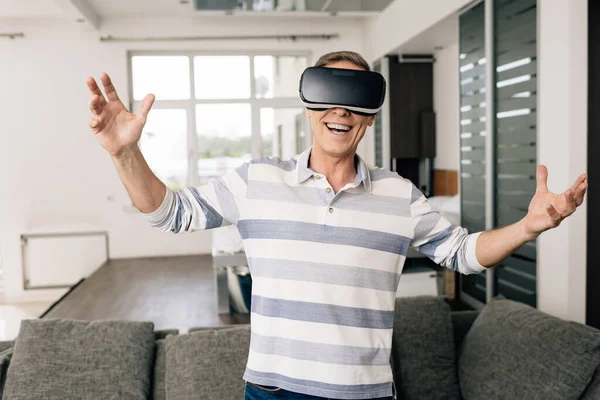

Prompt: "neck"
[309,145,357,192]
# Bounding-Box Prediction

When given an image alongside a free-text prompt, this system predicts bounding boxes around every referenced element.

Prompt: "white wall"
[537,0,588,323]
[363,0,472,63]
[433,42,460,171]
[0,16,365,301]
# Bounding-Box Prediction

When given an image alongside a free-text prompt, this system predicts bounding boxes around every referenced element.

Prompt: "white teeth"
[326,123,351,133]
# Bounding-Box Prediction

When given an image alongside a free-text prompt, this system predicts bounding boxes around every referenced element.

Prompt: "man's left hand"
[522,165,587,240]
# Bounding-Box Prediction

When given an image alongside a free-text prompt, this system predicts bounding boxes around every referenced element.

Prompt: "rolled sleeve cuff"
[142,187,175,225]
[465,231,486,274]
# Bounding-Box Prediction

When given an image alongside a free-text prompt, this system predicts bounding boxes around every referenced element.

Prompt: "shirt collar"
[295,147,372,193]
[296,147,314,183]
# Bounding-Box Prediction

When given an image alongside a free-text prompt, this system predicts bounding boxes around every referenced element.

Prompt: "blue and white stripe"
[144,147,484,399]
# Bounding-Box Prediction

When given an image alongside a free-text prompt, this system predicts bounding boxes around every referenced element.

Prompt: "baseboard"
[39,279,85,318]
[3,287,69,304]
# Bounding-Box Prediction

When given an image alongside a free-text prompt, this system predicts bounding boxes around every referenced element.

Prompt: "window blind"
[493,0,537,307]
[459,2,488,304]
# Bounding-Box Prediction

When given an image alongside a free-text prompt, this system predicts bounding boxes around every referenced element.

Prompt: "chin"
[316,139,355,157]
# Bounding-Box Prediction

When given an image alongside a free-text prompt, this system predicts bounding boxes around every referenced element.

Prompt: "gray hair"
[314,51,370,71]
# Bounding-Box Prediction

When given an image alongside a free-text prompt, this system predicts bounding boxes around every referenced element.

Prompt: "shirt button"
[328,207,334,213]
[326,188,331,193]
[315,175,322,179]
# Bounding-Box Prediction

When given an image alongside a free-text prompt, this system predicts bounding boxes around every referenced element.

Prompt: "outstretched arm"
[86,72,165,214]
[474,165,587,268]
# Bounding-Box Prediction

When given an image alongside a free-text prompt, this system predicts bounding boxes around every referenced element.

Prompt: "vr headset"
[299,66,386,116]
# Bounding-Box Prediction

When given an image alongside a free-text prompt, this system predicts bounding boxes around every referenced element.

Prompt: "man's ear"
[368,115,376,126]
[305,108,312,118]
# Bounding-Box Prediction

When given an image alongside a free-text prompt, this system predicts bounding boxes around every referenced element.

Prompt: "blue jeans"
[244,382,394,400]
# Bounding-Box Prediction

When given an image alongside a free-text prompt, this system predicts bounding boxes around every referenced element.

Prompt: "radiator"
[21,230,109,289]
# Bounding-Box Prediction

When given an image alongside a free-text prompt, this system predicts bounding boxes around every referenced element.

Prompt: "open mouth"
[325,122,352,135]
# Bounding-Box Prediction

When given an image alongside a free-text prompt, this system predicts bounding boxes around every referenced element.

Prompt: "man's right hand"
[86,72,155,159]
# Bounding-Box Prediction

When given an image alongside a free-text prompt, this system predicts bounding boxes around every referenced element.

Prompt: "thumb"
[136,93,155,125]
[536,165,549,193]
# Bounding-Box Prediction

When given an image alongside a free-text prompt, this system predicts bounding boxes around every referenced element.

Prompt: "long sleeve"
[143,162,249,234]
[409,184,485,275]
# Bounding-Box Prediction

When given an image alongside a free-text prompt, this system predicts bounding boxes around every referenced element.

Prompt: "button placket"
[314,174,337,219]
[316,174,335,200]
[326,191,342,219]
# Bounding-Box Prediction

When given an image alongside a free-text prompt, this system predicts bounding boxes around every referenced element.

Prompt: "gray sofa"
[0,297,599,400]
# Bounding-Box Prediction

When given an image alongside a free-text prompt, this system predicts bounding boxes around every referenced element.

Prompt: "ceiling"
[0,0,63,19]
[0,0,396,20]
[392,13,458,55]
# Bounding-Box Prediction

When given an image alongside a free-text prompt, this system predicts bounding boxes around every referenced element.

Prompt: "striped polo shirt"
[145,147,485,399]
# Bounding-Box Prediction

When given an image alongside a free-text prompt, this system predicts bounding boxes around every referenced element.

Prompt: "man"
[86,51,587,400]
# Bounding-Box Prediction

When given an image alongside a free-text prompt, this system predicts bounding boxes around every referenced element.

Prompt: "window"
[140,109,188,191]
[130,53,310,189]
[259,107,306,159]
[194,56,251,99]
[196,103,252,183]
[132,56,190,100]
[254,56,308,99]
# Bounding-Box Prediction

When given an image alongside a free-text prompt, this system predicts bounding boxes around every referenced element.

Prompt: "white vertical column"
[537,0,588,322]
[381,58,391,171]
[187,55,199,187]
[250,56,262,159]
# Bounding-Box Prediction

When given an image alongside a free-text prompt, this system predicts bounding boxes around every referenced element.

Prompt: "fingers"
[546,204,562,227]
[536,165,549,193]
[100,72,121,102]
[136,93,156,125]
[89,94,103,116]
[88,117,101,131]
[570,173,588,192]
[575,181,588,206]
[86,77,107,106]
[561,189,577,215]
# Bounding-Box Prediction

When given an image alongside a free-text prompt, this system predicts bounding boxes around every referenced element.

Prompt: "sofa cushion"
[0,347,14,400]
[154,329,179,340]
[391,296,460,400]
[0,341,14,353]
[152,339,167,400]
[3,319,155,400]
[0,341,15,398]
[152,331,178,400]
[188,326,234,333]
[165,325,250,400]
[458,299,600,400]
[581,366,600,400]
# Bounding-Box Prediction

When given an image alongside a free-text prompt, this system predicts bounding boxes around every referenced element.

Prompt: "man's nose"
[331,107,351,117]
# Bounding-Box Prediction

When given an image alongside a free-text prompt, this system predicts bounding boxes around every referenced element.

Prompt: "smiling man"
[86,51,587,400]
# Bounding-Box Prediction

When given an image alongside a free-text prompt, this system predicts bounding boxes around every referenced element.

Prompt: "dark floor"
[41,255,249,332]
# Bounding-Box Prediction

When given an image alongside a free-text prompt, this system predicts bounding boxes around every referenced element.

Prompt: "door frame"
[587,0,599,329]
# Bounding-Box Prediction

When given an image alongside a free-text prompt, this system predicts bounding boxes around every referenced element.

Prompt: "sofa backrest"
[581,366,600,399]
[2,301,596,400]
[457,299,600,400]
[391,296,464,400]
